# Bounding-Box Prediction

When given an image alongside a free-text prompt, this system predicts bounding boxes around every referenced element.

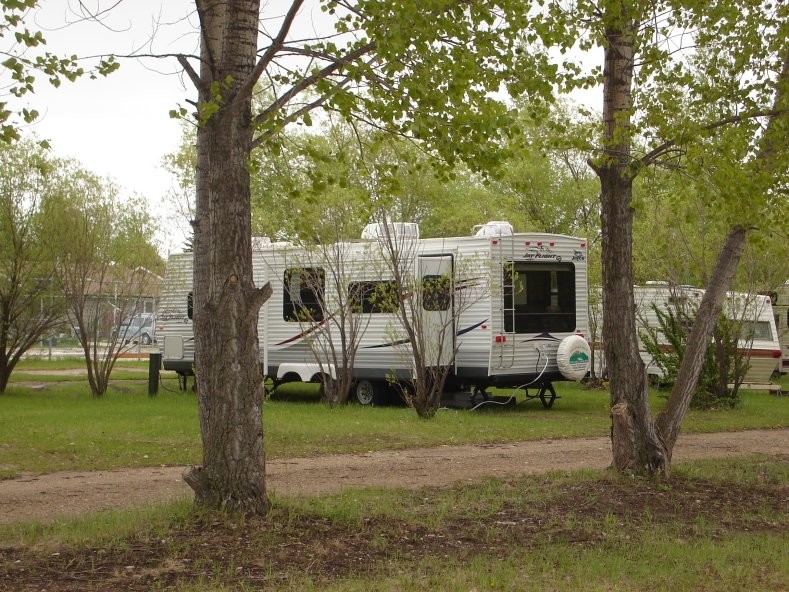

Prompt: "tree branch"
[177,54,203,91]
[755,46,789,163]
[641,109,787,167]
[233,0,305,111]
[252,41,376,129]
[245,282,273,324]
[251,76,356,147]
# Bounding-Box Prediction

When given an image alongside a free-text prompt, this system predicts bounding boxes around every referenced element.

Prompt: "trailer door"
[419,254,455,368]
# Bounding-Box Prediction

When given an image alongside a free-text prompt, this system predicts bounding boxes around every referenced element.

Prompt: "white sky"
[21,1,199,252]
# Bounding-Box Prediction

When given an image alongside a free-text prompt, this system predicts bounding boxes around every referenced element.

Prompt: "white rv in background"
[633,282,781,388]
[772,280,789,374]
[158,222,592,404]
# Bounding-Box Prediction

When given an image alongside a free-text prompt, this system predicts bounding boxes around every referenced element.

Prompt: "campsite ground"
[2,429,788,591]
[2,364,787,590]
[1,428,786,525]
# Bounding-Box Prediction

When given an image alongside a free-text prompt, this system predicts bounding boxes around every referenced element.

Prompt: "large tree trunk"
[186,0,272,514]
[595,11,669,475]
[592,6,785,477]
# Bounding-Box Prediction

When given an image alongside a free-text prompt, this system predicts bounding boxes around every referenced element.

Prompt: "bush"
[640,304,745,409]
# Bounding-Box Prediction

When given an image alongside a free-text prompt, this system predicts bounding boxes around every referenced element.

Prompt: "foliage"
[166,101,605,245]
[39,163,162,396]
[640,303,743,409]
[0,138,65,391]
[0,0,119,144]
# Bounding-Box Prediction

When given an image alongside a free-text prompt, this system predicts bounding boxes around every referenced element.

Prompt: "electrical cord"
[469,348,551,410]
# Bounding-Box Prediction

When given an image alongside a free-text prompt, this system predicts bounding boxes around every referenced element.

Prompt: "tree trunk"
[593,6,785,477]
[656,226,748,461]
[599,167,669,474]
[186,0,271,514]
[594,11,669,474]
[0,362,9,393]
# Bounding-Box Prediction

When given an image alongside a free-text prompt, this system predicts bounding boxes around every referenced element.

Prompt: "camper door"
[418,255,455,368]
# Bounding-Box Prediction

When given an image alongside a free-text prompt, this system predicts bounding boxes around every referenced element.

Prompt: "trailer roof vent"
[252,236,272,249]
[474,221,514,237]
[361,222,420,240]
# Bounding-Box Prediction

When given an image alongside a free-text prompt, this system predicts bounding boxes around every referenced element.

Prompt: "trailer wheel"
[141,333,152,346]
[353,379,380,406]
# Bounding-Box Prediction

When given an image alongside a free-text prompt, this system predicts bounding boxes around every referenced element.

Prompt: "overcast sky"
[22,1,198,252]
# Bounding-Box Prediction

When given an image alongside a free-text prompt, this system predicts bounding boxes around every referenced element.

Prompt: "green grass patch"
[3,456,786,591]
[0,498,194,551]
[1,373,786,478]
[0,380,201,477]
[9,370,154,383]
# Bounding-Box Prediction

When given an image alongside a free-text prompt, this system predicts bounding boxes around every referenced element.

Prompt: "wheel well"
[279,372,301,383]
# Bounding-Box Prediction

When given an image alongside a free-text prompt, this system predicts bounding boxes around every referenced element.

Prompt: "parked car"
[117,313,156,345]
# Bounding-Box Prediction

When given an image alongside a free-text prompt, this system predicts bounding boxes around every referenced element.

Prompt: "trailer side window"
[284,268,325,322]
[348,281,400,314]
[504,262,576,333]
[743,321,773,341]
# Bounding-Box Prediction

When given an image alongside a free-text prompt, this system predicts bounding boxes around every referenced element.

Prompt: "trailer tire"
[141,333,152,346]
[353,379,381,406]
[556,335,592,381]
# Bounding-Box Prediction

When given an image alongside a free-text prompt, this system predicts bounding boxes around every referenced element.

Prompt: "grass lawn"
[1,456,786,591]
[0,367,786,478]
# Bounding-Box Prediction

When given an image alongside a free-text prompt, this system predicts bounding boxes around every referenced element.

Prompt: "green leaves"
[0,1,119,142]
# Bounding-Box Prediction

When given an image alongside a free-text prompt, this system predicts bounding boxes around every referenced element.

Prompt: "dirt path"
[1,429,786,526]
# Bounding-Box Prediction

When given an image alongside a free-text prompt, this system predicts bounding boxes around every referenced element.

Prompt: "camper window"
[504,262,575,333]
[743,321,773,341]
[284,268,325,322]
[348,281,400,314]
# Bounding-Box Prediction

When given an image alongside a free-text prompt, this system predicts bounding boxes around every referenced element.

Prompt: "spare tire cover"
[556,335,591,381]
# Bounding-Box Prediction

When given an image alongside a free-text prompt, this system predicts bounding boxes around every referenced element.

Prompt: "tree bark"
[187,0,271,514]
[594,9,668,474]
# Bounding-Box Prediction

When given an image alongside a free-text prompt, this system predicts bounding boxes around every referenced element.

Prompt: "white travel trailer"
[158,222,592,405]
[772,280,789,374]
[633,282,781,388]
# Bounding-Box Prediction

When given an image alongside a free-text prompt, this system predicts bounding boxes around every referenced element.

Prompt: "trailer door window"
[348,281,400,314]
[504,262,575,333]
[422,274,451,312]
[284,268,325,322]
